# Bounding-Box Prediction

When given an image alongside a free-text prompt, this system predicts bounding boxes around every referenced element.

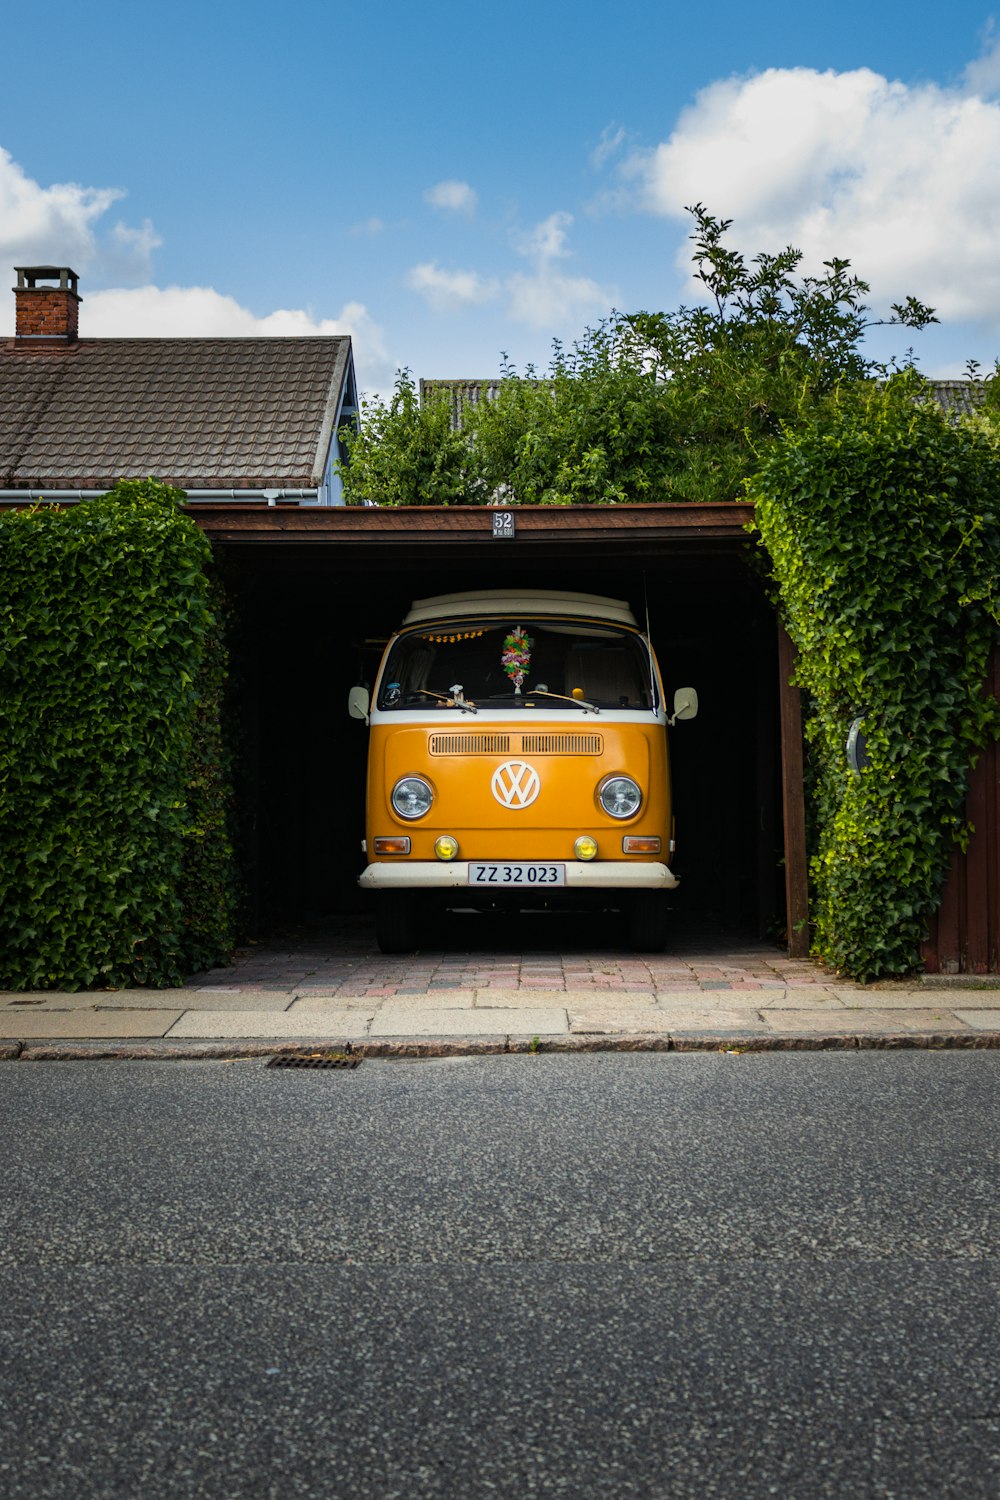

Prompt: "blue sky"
[4,0,1000,396]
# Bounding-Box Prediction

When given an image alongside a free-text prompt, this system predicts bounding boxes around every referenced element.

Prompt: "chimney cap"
[14,266,80,293]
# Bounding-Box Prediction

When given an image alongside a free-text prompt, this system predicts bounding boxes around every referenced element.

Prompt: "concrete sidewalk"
[2,918,998,1055]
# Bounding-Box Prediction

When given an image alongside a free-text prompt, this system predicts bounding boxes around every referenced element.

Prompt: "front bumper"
[358,861,679,891]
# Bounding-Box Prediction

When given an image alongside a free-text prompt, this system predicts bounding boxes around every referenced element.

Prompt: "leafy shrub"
[752,376,1000,979]
[0,480,234,989]
[338,206,935,509]
[340,370,476,506]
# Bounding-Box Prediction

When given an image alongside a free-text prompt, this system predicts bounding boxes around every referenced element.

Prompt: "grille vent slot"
[429,733,512,755]
[520,734,604,755]
[429,732,603,755]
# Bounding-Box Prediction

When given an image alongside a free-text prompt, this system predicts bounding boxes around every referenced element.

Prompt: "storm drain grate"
[267,1050,362,1070]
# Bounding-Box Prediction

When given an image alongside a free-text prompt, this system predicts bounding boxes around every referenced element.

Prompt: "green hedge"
[0,481,235,989]
[753,376,1000,980]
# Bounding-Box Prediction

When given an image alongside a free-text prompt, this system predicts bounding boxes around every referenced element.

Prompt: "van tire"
[627,892,669,952]
[375,894,418,954]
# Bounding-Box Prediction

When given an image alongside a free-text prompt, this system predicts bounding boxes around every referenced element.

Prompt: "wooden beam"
[187,501,756,549]
[777,625,810,957]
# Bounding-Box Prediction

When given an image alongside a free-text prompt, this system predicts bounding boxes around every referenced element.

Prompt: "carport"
[195,502,809,954]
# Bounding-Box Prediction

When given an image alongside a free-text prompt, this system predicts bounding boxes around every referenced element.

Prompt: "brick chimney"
[13,266,81,344]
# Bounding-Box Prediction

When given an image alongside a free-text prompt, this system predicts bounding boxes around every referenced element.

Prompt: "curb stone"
[4,1031,999,1062]
[917,974,1000,989]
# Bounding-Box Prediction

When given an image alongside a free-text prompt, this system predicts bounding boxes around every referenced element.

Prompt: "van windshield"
[377,618,655,711]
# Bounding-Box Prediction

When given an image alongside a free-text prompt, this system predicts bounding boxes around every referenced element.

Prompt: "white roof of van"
[402,589,639,628]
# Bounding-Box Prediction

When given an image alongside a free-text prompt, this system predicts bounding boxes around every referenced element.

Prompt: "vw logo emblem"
[491,760,540,809]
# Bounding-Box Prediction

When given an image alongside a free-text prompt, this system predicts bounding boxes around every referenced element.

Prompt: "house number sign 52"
[491,510,515,539]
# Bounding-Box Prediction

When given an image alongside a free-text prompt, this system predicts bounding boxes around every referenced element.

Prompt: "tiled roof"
[0,337,353,490]
[925,379,984,419]
[422,376,986,430]
[420,377,550,431]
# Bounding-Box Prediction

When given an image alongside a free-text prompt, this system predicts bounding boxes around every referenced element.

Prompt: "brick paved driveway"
[189,913,825,999]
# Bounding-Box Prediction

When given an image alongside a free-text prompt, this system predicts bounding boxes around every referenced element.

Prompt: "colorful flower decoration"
[501,626,534,693]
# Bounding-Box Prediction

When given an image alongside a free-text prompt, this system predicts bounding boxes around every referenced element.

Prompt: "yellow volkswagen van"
[349,590,698,953]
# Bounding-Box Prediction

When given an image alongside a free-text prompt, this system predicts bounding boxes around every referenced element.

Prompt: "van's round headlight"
[392,776,434,819]
[598,775,642,819]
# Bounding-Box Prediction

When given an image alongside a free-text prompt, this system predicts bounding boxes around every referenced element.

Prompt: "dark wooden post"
[923,645,1000,973]
[777,625,810,957]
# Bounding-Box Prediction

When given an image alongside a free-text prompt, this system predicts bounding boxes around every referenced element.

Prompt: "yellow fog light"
[435,835,460,861]
[574,835,599,861]
[622,835,661,854]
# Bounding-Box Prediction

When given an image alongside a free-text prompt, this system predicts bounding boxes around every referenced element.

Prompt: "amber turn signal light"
[622,836,661,854]
[373,836,411,855]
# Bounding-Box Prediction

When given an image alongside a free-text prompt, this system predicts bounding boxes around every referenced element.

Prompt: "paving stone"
[0,993,101,1010]
[762,1008,971,1033]
[654,990,766,1010]
[10,917,996,1045]
[0,1010,184,1039]
[568,1006,678,1033]
[758,988,849,1009]
[369,1006,568,1037]
[926,991,1000,1008]
[953,1010,1000,1030]
[290,994,392,1010]
[392,989,477,1008]
[647,1007,771,1033]
[165,1009,373,1039]
[563,992,657,1012]
[101,990,296,1012]
[870,1009,976,1032]
[828,988,947,1008]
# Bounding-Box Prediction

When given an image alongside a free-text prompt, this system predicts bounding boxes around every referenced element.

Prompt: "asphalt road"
[1,1053,997,1499]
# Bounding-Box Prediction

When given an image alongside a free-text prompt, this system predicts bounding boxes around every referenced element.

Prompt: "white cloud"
[506,211,612,329]
[591,124,627,170]
[84,284,359,336]
[0,145,156,279]
[82,284,393,390]
[102,218,164,282]
[406,261,500,312]
[0,143,395,392]
[505,267,610,328]
[406,210,613,331]
[963,27,1000,99]
[624,64,1000,327]
[516,210,573,262]
[423,180,478,214]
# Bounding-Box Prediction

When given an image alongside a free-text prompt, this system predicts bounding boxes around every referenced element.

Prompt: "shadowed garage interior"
[210,505,787,947]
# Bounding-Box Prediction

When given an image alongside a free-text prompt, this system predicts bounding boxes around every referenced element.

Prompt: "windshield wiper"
[523,689,601,714]
[408,687,478,714]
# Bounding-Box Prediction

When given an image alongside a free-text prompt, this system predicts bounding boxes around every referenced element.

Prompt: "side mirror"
[348,685,370,723]
[671,686,699,723]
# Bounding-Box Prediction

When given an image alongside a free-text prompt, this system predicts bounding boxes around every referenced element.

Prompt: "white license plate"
[468,862,566,888]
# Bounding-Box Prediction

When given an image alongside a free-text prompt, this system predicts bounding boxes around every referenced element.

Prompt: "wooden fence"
[922,647,1000,973]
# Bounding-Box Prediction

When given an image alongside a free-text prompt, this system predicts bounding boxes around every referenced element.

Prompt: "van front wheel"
[627,891,669,953]
[375,894,418,954]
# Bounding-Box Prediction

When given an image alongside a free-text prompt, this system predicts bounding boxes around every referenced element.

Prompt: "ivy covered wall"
[753,377,1000,980]
[0,481,235,990]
